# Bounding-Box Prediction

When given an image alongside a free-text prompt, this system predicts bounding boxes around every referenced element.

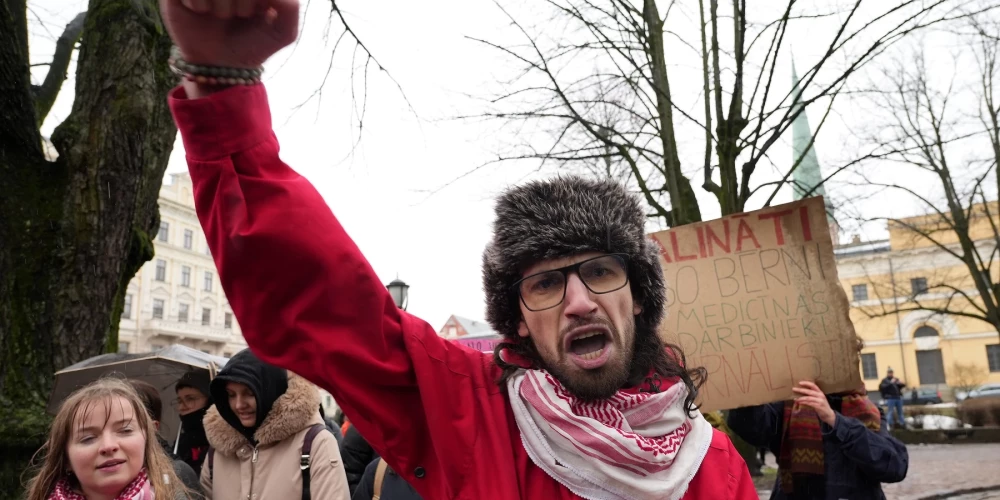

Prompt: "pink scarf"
[49,468,154,500]
[508,370,712,500]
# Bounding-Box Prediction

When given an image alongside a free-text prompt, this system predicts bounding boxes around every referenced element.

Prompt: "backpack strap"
[208,448,215,482]
[372,459,389,500]
[300,423,327,500]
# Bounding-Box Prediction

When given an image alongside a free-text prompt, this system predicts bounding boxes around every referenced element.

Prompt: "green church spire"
[790,61,838,240]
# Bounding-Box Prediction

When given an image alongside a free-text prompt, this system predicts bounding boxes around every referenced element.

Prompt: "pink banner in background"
[455,337,502,352]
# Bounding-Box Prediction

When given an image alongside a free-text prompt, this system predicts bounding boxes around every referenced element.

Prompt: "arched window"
[914,325,939,338]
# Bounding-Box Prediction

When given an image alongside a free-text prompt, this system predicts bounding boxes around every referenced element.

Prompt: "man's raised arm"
[160,1,483,495]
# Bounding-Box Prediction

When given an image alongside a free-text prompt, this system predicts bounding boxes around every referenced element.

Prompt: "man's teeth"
[579,349,603,360]
[575,331,603,340]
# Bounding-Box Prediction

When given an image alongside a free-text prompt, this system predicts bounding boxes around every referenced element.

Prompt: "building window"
[152,299,165,319]
[911,277,928,296]
[118,342,129,353]
[178,303,189,323]
[224,312,233,329]
[851,284,868,302]
[202,307,212,326]
[122,294,133,319]
[181,266,191,287]
[203,272,213,292]
[987,344,1000,372]
[155,259,167,282]
[861,353,878,380]
[157,222,169,243]
[183,229,194,250]
[204,244,211,256]
[200,349,211,354]
[914,325,939,338]
[151,343,165,351]
[223,352,233,358]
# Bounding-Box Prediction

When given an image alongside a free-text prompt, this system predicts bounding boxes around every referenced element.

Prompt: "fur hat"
[482,175,665,340]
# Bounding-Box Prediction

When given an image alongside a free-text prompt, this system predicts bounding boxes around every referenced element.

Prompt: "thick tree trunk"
[0,0,175,490]
[642,0,701,226]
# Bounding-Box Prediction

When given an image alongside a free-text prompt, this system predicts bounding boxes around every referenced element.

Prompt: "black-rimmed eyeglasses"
[512,254,630,311]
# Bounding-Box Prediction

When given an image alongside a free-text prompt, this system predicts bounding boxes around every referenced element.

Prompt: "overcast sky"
[32,0,984,331]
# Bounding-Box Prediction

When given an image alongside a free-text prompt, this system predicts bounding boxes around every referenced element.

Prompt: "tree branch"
[34,12,86,126]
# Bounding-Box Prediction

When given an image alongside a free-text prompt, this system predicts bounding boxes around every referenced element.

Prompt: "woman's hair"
[24,377,183,500]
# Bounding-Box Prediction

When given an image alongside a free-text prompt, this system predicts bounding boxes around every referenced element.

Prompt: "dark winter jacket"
[729,398,909,500]
[341,424,378,495]
[878,377,905,399]
[175,370,213,475]
[351,458,423,500]
[319,405,344,447]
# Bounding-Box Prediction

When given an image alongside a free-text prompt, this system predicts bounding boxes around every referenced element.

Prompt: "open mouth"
[569,331,609,360]
[564,326,613,369]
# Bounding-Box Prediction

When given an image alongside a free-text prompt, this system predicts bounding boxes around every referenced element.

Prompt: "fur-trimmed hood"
[203,372,322,455]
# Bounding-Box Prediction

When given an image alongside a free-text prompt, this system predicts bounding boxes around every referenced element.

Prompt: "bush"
[958,398,1000,427]
[905,406,957,419]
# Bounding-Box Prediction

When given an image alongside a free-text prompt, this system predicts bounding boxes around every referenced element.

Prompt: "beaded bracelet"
[168,46,263,86]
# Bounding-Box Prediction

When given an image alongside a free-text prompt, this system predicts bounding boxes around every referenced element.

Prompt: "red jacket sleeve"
[729,449,758,499]
[168,84,486,498]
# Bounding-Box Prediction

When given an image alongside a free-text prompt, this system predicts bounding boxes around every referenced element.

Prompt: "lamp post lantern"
[387,278,410,311]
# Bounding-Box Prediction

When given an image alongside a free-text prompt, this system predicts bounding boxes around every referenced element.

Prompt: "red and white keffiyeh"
[49,468,153,500]
[508,369,712,500]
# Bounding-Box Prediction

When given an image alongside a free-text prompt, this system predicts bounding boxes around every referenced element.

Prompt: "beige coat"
[200,373,349,500]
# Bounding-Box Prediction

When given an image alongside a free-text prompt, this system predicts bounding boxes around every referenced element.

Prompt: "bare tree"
[469,0,982,226]
[950,362,987,393]
[848,11,1000,341]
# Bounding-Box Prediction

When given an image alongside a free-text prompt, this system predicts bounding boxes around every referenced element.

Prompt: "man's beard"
[539,317,636,401]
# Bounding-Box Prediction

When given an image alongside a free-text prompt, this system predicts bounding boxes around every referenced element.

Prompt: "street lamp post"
[386,277,410,311]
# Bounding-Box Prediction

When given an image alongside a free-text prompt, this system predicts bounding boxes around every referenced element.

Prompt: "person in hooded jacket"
[200,349,350,500]
[174,370,212,476]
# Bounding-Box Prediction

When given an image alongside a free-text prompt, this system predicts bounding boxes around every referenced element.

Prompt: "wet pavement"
[756,443,1000,500]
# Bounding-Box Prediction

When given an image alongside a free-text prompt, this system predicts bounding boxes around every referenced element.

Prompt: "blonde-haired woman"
[25,378,186,500]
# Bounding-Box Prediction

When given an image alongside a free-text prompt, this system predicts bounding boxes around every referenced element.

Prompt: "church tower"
[790,62,840,244]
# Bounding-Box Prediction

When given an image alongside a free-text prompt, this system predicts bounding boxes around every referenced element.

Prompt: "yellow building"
[836,203,1000,396]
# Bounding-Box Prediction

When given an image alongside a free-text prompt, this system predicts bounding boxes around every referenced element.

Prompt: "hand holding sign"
[792,381,836,426]
[650,197,862,412]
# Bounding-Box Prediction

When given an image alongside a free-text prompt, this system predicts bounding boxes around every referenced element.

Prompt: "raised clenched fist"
[159,0,299,68]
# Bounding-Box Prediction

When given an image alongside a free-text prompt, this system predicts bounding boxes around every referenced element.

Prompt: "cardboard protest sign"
[649,197,862,412]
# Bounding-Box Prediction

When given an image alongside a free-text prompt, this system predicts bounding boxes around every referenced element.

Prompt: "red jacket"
[169,84,757,500]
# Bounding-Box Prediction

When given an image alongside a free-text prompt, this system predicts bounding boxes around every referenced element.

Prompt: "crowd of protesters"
[26,0,908,497]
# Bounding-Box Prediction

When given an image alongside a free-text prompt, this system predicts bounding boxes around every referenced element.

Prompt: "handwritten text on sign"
[650,197,861,412]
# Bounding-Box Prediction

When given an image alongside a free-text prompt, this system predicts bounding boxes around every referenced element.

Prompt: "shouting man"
[159,0,756,497]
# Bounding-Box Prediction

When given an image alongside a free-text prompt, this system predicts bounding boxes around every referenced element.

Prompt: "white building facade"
[117,173,248,357]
